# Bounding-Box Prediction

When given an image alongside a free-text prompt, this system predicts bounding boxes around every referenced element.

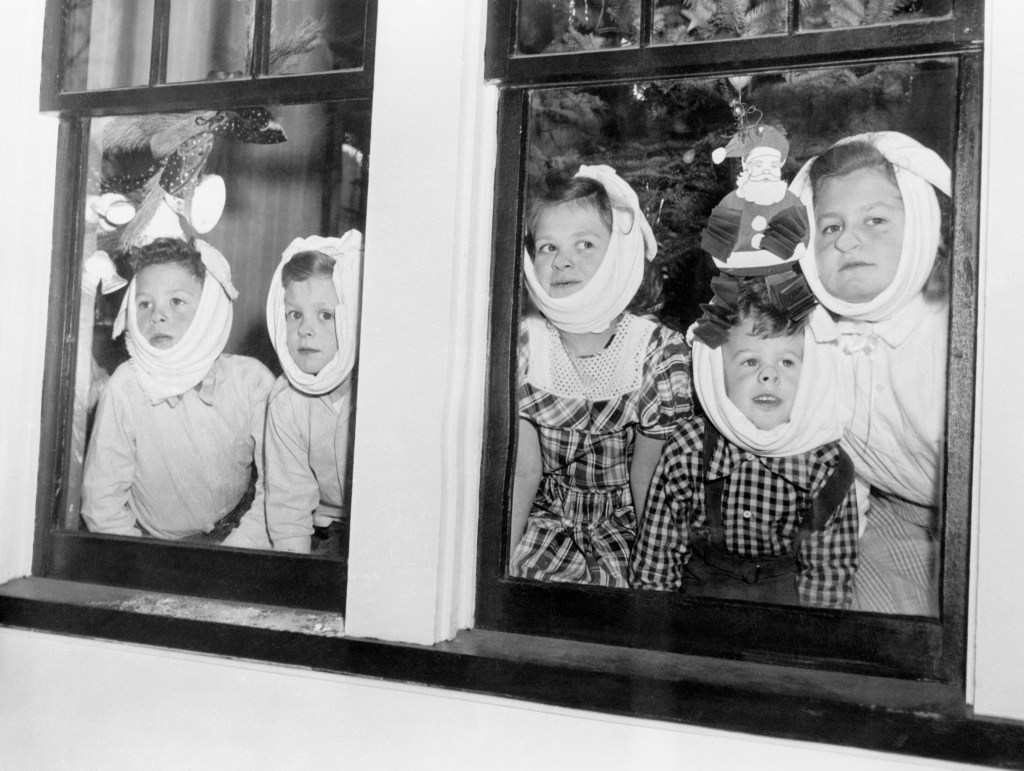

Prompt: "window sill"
[1,577,1021,769]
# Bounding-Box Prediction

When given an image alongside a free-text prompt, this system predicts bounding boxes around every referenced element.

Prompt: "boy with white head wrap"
[82,238,275,546]
[790,131,952,616]
[631,276,858,608]
[510,165,692,587]
[263,231,362,553]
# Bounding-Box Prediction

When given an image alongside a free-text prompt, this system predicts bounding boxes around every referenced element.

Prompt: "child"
[263,232,362,554]
[510,165,692,587]
[82,237,274,547]
[630,275,858,608]
[790,132,951,615]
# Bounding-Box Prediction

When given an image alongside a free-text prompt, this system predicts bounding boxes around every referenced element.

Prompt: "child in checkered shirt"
[630,275,858,608]
[508,165,692,588]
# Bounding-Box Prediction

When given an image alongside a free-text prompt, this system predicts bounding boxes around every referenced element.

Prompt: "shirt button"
[744,453,755,461]
[742,510,752,519]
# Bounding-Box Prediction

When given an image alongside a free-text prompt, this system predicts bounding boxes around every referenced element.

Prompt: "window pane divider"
[150,0,171,86]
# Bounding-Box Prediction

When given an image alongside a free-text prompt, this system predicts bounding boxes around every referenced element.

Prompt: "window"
[478,0,982,682]
[35,0,377,612]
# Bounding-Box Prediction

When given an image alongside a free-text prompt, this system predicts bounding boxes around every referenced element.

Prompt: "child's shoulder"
[216,354,275,394]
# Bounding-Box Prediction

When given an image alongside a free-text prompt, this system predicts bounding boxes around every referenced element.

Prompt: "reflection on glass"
[271,0,367,73]
[513,60,957,616]
[800,0,951,30]
[63,0,154,91]
[69,103,370,559]
[652,0,786,45]
[167,0,250,83]
[516,0,640,55]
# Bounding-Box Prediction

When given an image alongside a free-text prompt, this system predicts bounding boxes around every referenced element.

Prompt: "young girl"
[791,132,951,615]
[264,232,362,554]
[82,237,274,547]
[510,165,692,587]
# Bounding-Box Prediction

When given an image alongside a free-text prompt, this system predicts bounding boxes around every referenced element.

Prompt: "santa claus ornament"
[701,123,809,276]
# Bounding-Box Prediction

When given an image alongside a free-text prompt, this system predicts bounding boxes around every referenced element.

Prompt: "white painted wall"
[0,1,1020,767]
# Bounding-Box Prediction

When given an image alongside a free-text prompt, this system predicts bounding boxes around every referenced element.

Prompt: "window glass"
[166,0,251,83]
[68,101,369,560]
[516,0,640,55]
[63,0,155,91]
[800,0,952,31]
[511,58,956,616]
[652,0,786,44]
[271,0,367,73]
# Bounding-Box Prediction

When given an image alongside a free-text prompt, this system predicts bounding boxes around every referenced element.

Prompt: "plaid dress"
[630,417,859,608]
[509,313,692,587]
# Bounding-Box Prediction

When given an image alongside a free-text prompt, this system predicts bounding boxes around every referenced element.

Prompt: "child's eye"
[318,310,334,322]
[285,310,301,321]
[780,358,798,368]
[137,300,151,310]
[742,358,758,368]
[536,243,556,254]
[170,297,186,307]
[577,240,594,250]
[866,216,887,226]
[820,223,841,236]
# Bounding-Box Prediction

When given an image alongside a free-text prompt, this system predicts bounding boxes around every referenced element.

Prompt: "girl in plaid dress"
[509,165,692,587]
[791,132,952,615]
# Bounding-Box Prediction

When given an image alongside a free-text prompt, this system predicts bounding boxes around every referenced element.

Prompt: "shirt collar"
[706,430,826,492]
[158,358,220,408]
[809,295,930,351]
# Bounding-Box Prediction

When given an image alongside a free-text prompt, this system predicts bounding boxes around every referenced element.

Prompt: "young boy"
[630,275,858,608]
[263,233,361,554]
[82,237,274,547]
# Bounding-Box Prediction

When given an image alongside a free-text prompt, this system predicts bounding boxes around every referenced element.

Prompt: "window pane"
[800,0,952,31]
[166,0,250,83]
[63,0,154,91]
[271,0,367,73]
[652,0,787,45]
[69,102,369,560]
[516,0,640,55]
[513,59,957,616]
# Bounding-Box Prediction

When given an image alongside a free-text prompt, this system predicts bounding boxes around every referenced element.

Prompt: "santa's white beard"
[737,176,788,206]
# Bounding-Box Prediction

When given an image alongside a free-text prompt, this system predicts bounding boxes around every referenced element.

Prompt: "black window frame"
[33,0,379,614]
[476,0,984,685]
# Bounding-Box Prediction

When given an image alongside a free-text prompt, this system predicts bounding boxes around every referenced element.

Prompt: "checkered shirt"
[630,417,859,608]
[510,316,693,586]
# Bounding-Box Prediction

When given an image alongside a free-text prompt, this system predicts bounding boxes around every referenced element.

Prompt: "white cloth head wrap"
[114,239,236,403]
[266,231,363,396]
[523,165,657,334]
[791,131,951,323]
[690,305,844,457]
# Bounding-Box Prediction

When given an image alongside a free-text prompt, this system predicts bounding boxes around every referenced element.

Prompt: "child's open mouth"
[753,394,781,405]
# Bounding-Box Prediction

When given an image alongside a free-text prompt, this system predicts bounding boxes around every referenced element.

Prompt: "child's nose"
[759,366,779,383]
[835,227,861,251]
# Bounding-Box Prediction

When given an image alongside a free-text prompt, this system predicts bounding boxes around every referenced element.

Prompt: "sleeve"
[629,426,697,591]
[81,370,143,536]
[223,364,275,550]
[795,454,860,609]
[261,387,321,553]
[638,325,693,439]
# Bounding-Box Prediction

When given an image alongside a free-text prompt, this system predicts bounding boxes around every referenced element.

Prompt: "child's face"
[135,263,203,349]
[284,276,340,375]
[531,202,612,297]
[722,319,803,431]
[813,167,905,303]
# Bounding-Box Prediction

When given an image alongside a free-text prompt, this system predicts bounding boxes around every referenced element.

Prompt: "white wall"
[0,0,1020,767]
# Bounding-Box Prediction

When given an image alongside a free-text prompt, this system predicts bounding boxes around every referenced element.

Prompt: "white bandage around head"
[523,165,657,334]
[791,131,951,323]
[266,231,363,396]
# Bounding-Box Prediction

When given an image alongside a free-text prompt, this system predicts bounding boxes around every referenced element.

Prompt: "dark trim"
[251,0,273,78]
[1,579,1022,770]
[940,50,985,683]
[484,0,515,81]
[493,18,979,88]
[38,0,65,110]
[33,119,89,578]
[150,0,171,87]
[47,70,374,116]
[47,532,346,613]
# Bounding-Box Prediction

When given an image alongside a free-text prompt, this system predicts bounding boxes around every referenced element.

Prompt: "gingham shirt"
[631,417,858,608]
[510,314,692,585]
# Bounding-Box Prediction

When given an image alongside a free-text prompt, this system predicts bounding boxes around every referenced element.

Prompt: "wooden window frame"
[476,0,984,685]
[31,0,378,613]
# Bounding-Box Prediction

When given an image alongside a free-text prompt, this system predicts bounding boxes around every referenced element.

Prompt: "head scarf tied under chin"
[266,231,363,396]
[691,306,844,458]
[791,131,951,323]
[114,240,237,403]
[523,164,657,334]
